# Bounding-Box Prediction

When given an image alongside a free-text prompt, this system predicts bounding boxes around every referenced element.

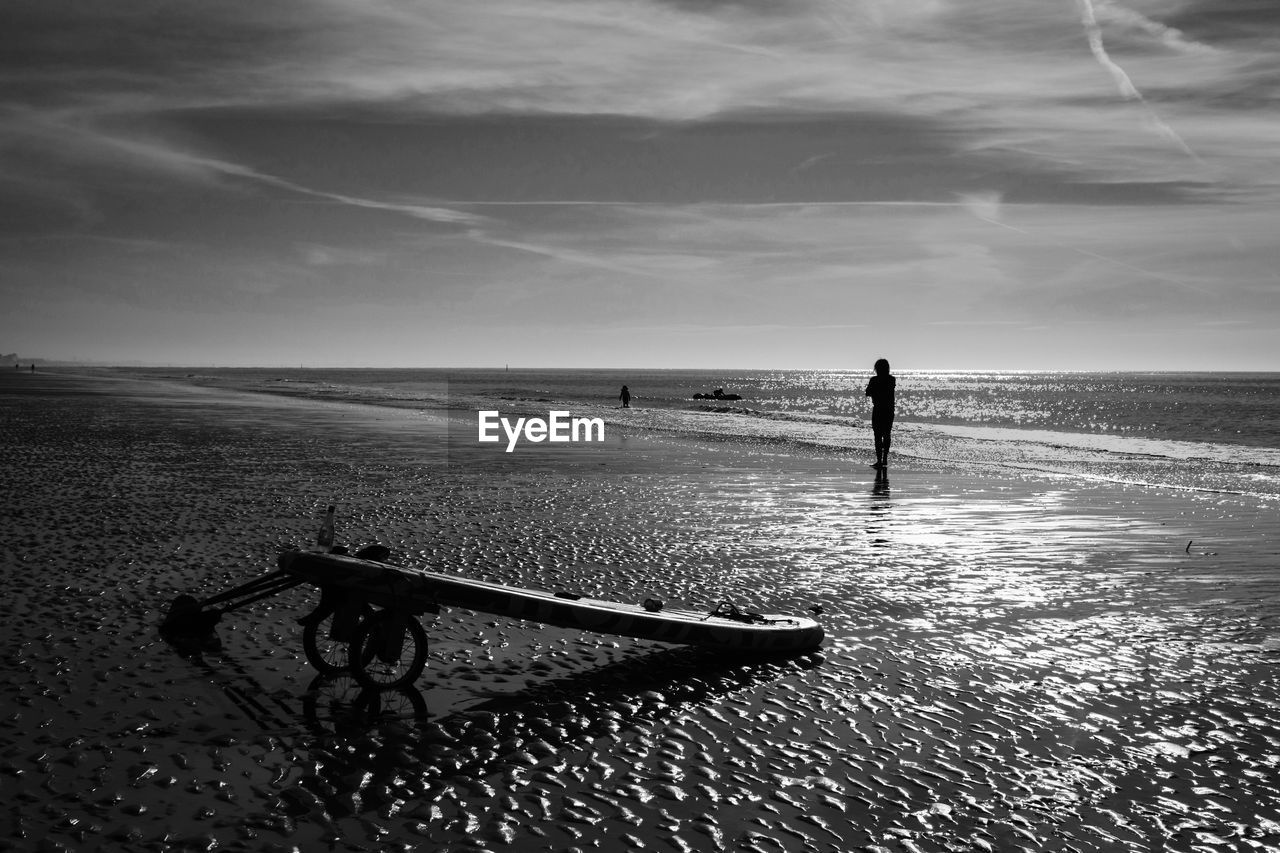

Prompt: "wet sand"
[3,368,1280,852]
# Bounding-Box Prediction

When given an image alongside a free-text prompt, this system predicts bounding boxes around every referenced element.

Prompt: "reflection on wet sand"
[872,468,890,498]
[4,371,1280,852]
[284,646,822,823]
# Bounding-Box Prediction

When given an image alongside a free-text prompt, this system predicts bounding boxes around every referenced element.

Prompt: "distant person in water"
[620,385,631,408]
[865,358,895,469]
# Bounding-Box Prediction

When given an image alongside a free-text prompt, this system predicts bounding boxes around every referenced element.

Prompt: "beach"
[3,369,1279,852]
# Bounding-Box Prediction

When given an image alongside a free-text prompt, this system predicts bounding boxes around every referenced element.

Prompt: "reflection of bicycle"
[349,608,429,689]
[301,673,427,735]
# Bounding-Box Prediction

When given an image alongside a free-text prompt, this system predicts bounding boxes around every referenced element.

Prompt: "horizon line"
[26,362,1280,374]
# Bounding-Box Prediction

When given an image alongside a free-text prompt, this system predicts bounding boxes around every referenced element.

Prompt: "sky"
[3,0,1279,370]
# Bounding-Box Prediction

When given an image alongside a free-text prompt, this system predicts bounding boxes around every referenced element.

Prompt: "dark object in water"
[693,388,741,401]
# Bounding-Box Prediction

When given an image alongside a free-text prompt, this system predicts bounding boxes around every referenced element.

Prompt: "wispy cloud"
[1,105,487,230]
[5,0,1273,205]
[5,0,1280,367]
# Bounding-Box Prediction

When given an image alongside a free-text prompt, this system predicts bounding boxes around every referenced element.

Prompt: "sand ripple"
[3,373,1280,851]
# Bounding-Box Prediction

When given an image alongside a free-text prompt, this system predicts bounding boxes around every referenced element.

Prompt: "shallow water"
[3,371,1280,852]
[105,366,1280,501]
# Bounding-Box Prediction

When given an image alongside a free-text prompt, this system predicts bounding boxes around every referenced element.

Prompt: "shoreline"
[69,364,1280,501]
[3,369,1279,851]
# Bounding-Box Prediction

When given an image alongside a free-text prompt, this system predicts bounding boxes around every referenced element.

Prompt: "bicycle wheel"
[350,610,428,690]
[302,611,350,675]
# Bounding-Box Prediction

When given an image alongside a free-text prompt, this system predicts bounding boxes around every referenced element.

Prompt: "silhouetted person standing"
[620,385,631,408]
[865,358,895,469]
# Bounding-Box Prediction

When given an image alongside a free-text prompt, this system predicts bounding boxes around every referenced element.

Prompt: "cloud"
[0,104,489,241]
[1075,0,1201,161]
[5,0,1280,368]
[6,0,1276,212]
[959,191,1005,223]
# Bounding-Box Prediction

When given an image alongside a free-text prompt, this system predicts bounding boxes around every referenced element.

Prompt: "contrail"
[1076,0,1202,163]
[50,113,490,227]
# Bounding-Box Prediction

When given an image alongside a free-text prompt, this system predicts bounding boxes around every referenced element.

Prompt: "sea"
[112,367,1280,500]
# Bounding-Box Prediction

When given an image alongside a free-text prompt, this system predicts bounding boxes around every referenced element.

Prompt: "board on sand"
[278,550,824,655]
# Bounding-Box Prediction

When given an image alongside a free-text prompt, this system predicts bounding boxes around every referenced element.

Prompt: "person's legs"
[872,412,893,467]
